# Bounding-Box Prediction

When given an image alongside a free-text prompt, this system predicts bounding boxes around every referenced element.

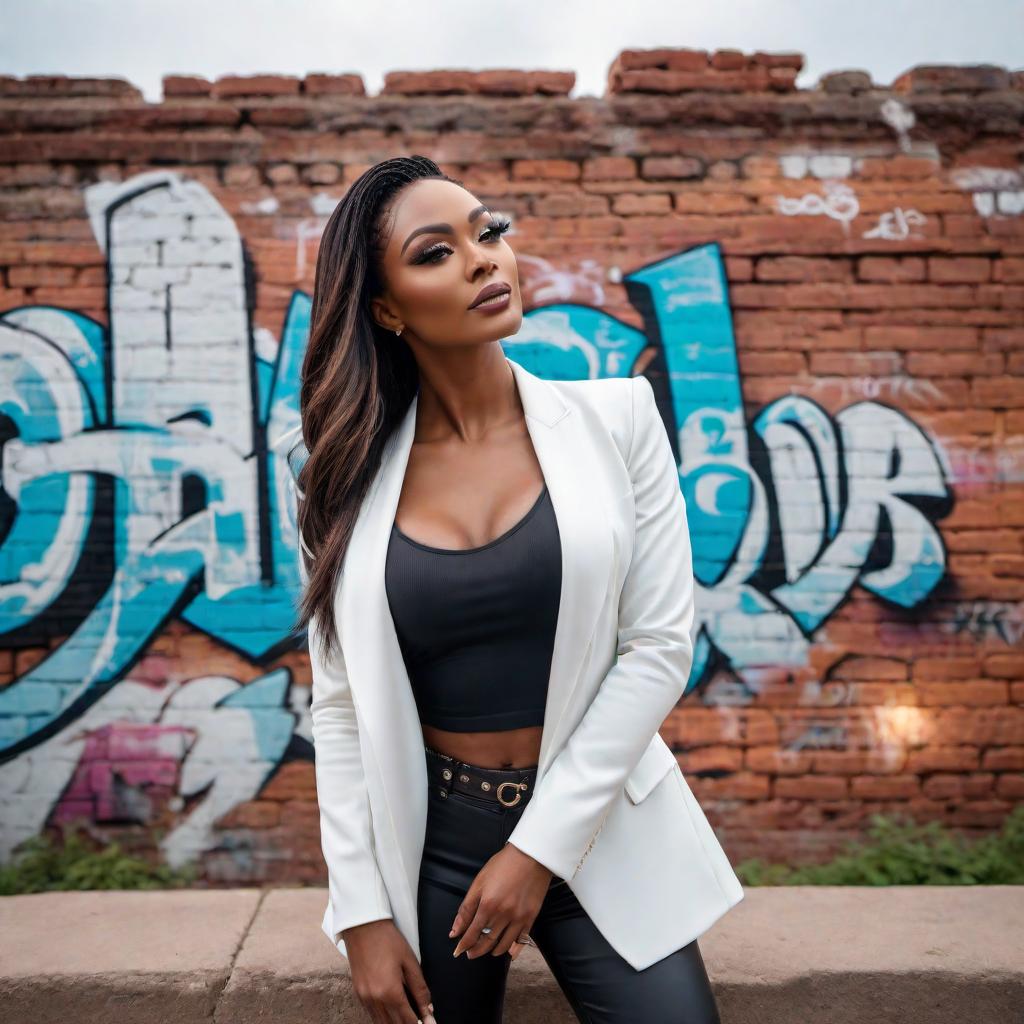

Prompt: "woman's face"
[372,178,523,350]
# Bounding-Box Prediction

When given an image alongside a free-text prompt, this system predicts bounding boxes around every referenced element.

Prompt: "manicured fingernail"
[428,1004,434,1013]
[448,928,455,937]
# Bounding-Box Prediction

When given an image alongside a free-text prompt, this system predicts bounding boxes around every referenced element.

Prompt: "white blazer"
[289,355,744,973]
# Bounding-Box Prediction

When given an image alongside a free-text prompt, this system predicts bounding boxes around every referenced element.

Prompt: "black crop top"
[384,484,561,732]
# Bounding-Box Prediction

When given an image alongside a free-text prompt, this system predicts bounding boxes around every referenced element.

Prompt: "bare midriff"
[420,721,542,770]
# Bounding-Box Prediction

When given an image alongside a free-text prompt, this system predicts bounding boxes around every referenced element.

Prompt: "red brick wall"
[0,49,1022,879]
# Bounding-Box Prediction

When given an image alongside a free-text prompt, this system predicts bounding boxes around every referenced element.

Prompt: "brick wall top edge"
[0,75,144,99]
[0,51,1021,103]
[380,69,575,96]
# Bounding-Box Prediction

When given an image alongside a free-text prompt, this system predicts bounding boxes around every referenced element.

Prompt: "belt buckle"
[496,780,525,807]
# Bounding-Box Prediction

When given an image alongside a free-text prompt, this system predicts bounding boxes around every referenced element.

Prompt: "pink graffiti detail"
[941,439,1024,488]
[56,722,194,823]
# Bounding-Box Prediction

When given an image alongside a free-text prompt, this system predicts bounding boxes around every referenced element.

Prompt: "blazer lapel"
[336,355,613,896]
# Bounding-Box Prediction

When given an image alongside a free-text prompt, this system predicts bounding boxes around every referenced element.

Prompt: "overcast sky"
[3,0,1022,102]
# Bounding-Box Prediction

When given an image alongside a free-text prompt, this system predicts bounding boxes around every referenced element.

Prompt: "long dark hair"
[295,155,461,661]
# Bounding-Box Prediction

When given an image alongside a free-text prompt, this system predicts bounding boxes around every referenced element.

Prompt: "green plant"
[735,805,1024,885]
[4,807,1021,896]
[0,824,198,895]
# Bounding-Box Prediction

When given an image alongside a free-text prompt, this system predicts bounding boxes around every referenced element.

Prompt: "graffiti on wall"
[0,170,953,862]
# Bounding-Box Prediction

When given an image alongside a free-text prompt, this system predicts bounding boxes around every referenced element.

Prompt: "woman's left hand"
[449,842,553,959]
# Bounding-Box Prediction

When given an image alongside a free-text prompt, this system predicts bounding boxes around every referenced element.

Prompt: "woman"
[285,155,743,1024]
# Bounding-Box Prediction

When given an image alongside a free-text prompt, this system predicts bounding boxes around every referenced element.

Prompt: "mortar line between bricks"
[211,888,270,1024]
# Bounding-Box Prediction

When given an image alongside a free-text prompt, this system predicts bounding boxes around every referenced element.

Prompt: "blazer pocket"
[624,735,679,804]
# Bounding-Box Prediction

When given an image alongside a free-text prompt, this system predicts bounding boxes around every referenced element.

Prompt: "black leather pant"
[417,746,722,1024]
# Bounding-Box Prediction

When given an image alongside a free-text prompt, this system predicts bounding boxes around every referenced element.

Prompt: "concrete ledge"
[0,889,260,1024]
[2,886,1021,1023]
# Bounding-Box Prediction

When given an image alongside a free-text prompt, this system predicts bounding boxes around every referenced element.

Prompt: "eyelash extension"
[413,214,513,265]
[484,214,513,239]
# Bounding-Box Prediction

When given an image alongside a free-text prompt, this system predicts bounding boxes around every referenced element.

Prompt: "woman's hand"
[450,842,553,960]
[342,919,436,1024]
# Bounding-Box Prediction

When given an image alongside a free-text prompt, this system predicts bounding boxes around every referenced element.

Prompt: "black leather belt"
[425,746,539,808]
